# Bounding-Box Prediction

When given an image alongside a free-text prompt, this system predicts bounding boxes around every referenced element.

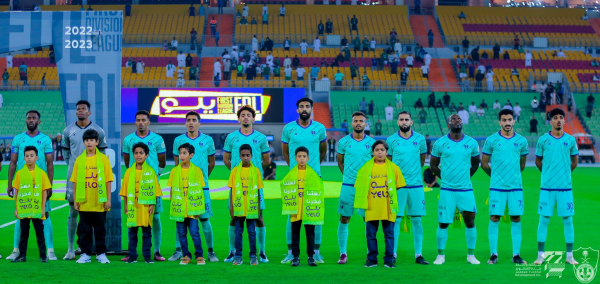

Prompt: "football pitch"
[0,165,598,284]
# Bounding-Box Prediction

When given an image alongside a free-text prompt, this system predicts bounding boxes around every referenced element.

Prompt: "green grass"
[0,166,598,283]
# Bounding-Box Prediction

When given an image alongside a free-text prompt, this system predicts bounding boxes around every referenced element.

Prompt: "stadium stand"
[0,92,65,136]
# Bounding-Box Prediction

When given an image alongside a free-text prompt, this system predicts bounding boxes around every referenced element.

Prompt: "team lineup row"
[5,98,579,268]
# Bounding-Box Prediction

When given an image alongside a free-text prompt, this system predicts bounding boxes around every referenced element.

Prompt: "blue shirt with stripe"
[535,132,579,190]
[172,133,216,188]
[122,131,166,177]
[12,131,53,172]
[482,131,529,190]
[223,129,270,176]
[337,134,375,185]
[281,120,327,175]
[432,134,480,190]
[386,130,427,187]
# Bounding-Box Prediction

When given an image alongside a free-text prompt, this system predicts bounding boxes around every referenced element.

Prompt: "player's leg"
[7,217,22,260]
[64,202,79,260]
[535,190,554,264]
[200,190,217,262]
[256,188,268,263]
[313,224,324,263]
[557,191,577,264]
[508,190,525,264]
[281,216,294,263]
[337,184,355,264]
[152,196,165,261]
[434,190,455,265]
[394,188,408,262]
[458,191,479,264]
[225,192,236,262]
[44,206,57,260]
[487,190,506,264]
[407,187,428,264]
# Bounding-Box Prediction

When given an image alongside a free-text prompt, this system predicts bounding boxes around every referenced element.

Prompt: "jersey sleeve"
[207,137,216,156]
[11,136,20,153]
[535,137,544,157]
[336,139,345,155]
[520,138,529,156]
[260,136,270,154]
[156,136,166,155]
[431,140,442,158]
[481,137,492,156]
[319,125,327,143]
[418,136,427,155]
[281,125,290,144]
[97,128,108,149]
[172,138,180,157]
[570,137,579,156]
[223,134,233,153]
[61,128,70,149]
[122,136,130,155]
[470,139,480,157]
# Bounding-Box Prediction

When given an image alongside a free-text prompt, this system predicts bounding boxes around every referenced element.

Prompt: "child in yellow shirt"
[355,140,406,268]
[119,143,162,264]
[11,146,51,263]
[227,144,264,266]
[70,129,114,264]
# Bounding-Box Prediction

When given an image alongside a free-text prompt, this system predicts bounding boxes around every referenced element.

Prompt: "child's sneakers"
[207,252,218,262]
[180,256,191,265]
[259,252,269,263]
[169,250,183,261]
[364,260,377,268]
[63,251,76,260]
[250,256,259,265]
[291,257,300,267]
[384,261,396,268]
[76,253,91,264]
[97,253,110,264]
[11,255,26,263]
[233,257,243,265]
[40,256,48,263]
[308,257,317,267]
[224,251,235,263]
[197,257,206,265]
[125,257,137,264]
[145,257,154,264]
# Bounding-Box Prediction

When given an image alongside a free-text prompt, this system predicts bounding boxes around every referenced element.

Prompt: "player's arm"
[123,154,131,168]
[158,153,166,174]
[535,156,542,172]
[174,156,180,167]
[570,155,578,172]
[282,143,290,166]
[62,131,71,165]
[480,154,492,177]
[337,153,345,174]
[6,152,18,197]
[319,141,327,163]
[208,155,215,176]
[13,188,19,218]
[470,156,480,177]
[45,152,54,198]
[519,155,527,172]
[261,153,270,168]
[223,152,232,170]
[420,153,426,166]
[430,156,441,177]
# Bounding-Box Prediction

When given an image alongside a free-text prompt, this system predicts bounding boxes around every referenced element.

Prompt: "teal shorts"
[538,189,574,217]
[489,189,524,216]
[437,189,477,224]
[45,199,51,213]
[338,184,356,217]
[227,188,266,210]
[200,188,213,219]
[154,196,163,213]
[397,186,426,217]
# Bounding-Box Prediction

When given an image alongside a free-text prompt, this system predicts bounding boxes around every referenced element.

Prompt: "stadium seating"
[437,7,600,47]
[123,15,205,44]
[0,103,65,136]
[234,5,413,45]
[574,94,599,135]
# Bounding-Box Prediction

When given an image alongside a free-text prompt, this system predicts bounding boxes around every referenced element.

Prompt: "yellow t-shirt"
[70,154,114,212]
[167,167,206,218]
[13,169,52,219]
[119,169,163,227]
[227,166,264,217]
[365,163,406,222]
[291,170,306,222]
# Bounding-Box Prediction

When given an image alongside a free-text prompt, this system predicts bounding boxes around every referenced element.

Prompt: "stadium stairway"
[409,15,445,48]
[198,57,217,86]
[588,18,600,39]
[314,103,332,128]
[205,14,234,47]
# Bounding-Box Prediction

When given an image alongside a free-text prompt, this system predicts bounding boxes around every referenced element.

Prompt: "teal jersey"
[387,130,427,187]
[535,132,579,190]
[337,134,375,185]
[431,134,480,190]
[12,131,53,172]
[223,129,270,175]
[172,133,216,188]
[482,131,529,190]
[122,131,166,176]
[281,120,327,175]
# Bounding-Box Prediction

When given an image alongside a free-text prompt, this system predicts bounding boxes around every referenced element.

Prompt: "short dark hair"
[82,129,99,142]
[239,144,252,154]
[351,111,366,119]
[237,105,256,118]
[185,111,201,121]
[549,108,565,119]
[296,97,313,108]
[498,109,514,120]
[398,111,412,118]
[132,142,149,155]
[76,100,91,110]
[178,143,195,155]
[295,146,309,156]
[135,110,151,120]
[24,145,38,156]
[26,110,41,119]
[371,140,388,152]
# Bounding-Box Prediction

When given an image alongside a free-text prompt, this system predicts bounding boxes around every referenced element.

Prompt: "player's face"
[238,110,255,127]
[25,112,40,132]
[133,148,148,164]
[240,150,252,164]
[499,114,515,132]
[550,114,565,130]
[295,152,308,166]
[448,115,463,133]
[185,115,200,132]
[178,149,194,163]
[351,115,366,133]
[24,150,38,165]
[83,138,99,151]
[297,102,312,121]
[372,144,388,160]
[76,104,91,121]
[135,114,150,133]
[397,114,413,133]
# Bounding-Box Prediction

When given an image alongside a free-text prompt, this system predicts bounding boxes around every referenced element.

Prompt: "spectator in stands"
[338,119,348,135]
[503,102,513,111]
[514,103,522,121]
[311,37,320,52]
[250,18,257,25]
[341,36,349,48]
[188,4,196,16]
[213,59,222,79]
[276,4,284,17]
[530,96,539,112]
[361,36,369,52]
[176,70,186,87]
[365,117,371,135]
[481,50,489,60]
[435,99,443,109]
[222,59,231,80]
[421,64,430,80]
[250,35,258,52]
[351,36,360,53]
[2,69,8,87]
[459,37,470,56]
[458,107,469,124]
[362,71,371,90]
[406,53,414,68]
[170,37,178,50]
[295,64,305,80]
[471,46,480,64]
[335,70,345,89]
[213,72,220,87]
[490,100,501,111]
[239,16,248,25]
[475,70,484,92]
[539,94,547,113]
[526,115,539,134]
[422,51,432,67]
[394,40,402,56]
[485,69,494,92]
[491,43,500,60]
[582,13,589,21]
[263,64,271,80]
[129,58,137,73]
[136,59,145,75]
[425,92,435,109]
[468,102,477,113]
[188,64,198,81]
[5,52,12,69]
[265,37,274,51]
[199,3,205,16]
[262,11,269,25]
[358,97,368,113]
[557,49,566,58]
[591,59,600,67]
[310,64,320,82]
[291,81,296,87]
[414,0,421,14]
[369,38,376,51]
[319,59,328,67]
[585,101,593,118]
[511,67,520,79]
[175,51,185,68]
[428,30,434,48]
[588,93,596,107]
[374,119,382,136]
[513,35,520,50]
[245,63,255,80]
[593,72,600,82]
[87,5,93,11]
[476,63,486,75]
[415,98,424,109]
[351,15,358,31]
[459,11,466,19]
[124,3,131,16]
[459,60,467,79]
[418,108,427,124]
[190,28,198,46]
[316,20,325,36]
[461,78,471,92]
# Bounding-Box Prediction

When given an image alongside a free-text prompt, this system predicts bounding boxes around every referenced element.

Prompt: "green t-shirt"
[273,67,280,76]
[189,68,197,76]
[350,66,358,76]
[2,73,8,80]
[419,111,427,119]
[375,122,382,131]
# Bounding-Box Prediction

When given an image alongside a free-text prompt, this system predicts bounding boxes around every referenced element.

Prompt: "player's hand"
[74,202,81,211]
[148,205,155,216]
[194,215,200,219]
[14,209,19,219]
[7,187,14,198]
[104,200,112,210]
[47,188,53,199]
